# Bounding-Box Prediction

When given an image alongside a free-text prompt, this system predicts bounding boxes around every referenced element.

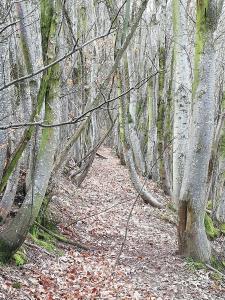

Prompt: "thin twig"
[205,264,225,279]
[0,30,115,92]
[0,72,158,130]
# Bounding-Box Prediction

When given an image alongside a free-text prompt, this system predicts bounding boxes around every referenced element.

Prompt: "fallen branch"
[96,153,108,159]
[205,264,225,279]
[34,222,89,251]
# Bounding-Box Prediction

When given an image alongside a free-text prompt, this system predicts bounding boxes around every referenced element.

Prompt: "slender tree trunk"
[172,0,191,202]
[127,47,146,174]
[0,38,8,183]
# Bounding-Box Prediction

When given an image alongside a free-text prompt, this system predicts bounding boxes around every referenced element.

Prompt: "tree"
[0,0,61,260]
[177,0,224,262]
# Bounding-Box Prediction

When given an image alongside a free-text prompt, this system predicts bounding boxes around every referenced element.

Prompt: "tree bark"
[178,0,224,262]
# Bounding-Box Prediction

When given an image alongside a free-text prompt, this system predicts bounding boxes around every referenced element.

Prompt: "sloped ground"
[0,147,225,299]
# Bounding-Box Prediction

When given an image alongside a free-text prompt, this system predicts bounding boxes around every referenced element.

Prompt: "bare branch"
[0,71,158,130]
[0,30,115,92]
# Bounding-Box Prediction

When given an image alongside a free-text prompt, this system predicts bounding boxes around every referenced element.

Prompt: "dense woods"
[1,0,225,298]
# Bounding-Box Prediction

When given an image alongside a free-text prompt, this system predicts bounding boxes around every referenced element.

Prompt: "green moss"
[29,198,59,253]
[221,92,225,110]
[204,213,220,239]
[29,228,63,256]
[41,0,54,61]
[30,221,56,252]
[219,128,225,159]
[12,282,22,289]
[78,6,87,41]
[219,223,225,235]
[210,271,223,281]
[172,0,179,38]
[207,200,213,210]
[0,65,53,194]
[13,250,27,266]
[211,256,225,273]
[159,47,165,94]
[30,196,58,239]
[186,257,205,271]
[193,0,209,98]
[31,234,56,252]
[20,34,33,74]
[187,256,225,280]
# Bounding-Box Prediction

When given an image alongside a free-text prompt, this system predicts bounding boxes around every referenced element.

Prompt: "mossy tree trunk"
[0,2,43,221]
[178,0,224,262]
[155,1,172,195]
[0,0,60,261]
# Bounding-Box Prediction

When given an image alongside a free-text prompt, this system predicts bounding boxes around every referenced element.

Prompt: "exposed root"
[34,222,89,251]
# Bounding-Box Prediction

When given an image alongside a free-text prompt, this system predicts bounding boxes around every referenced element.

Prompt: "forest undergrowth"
[0,147,225,300]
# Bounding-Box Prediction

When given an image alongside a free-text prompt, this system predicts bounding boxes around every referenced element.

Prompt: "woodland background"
[1,0,225,298]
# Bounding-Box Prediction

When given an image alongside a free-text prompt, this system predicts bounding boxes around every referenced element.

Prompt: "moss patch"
[211,256,225,274]
[206,200,212,210]
[220,223,225,235]
[12,250,27,266]
[30,212,57,253]
[186,257,205,271]
[30,221,56,253]
[210,271,223,281]
[30,234,56,252]
[204,213,219,239]
[12,282,22,289]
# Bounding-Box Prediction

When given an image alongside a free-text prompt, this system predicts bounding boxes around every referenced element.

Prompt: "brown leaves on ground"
[0,147,225,299]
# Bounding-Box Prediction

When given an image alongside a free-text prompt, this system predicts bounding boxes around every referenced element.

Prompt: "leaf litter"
[0,147,225,299]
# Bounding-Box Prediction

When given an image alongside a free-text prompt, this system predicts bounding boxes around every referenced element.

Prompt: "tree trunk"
[178,0,224,262]
[172,0,191,202]
[0,0,60,261]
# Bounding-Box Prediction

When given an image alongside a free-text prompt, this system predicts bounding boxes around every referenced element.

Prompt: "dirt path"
[0,147,225,299]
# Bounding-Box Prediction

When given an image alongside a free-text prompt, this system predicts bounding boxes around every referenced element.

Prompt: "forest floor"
[0,147,225,300]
